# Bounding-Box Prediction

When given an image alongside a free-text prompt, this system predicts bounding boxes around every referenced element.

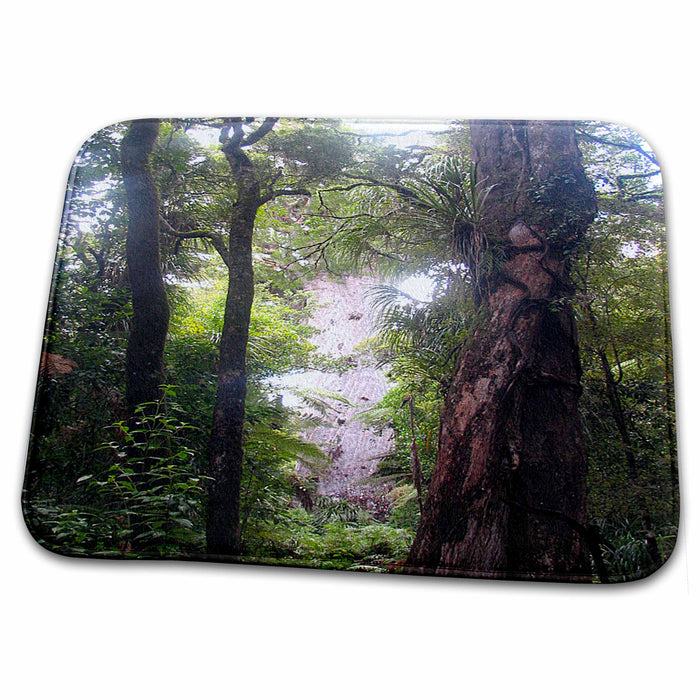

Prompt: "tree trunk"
[121,119,169,417]
[406,121,597,581]
[583,301,665,567]
[582,298,638,480]
[205,133,260,557]
[662,266,678,519]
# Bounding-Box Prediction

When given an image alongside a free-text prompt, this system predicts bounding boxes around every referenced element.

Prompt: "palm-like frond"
[329,153,499,296]
[367,282,472,385]
[246,423,330,472]
[387,484,418,508]
[290,387,355,418]
[407,156,498,291]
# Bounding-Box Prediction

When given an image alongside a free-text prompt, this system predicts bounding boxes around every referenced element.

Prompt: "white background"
[2,2,697,698]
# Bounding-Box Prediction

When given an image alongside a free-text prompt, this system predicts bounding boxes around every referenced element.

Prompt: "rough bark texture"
[205,123,264,556]
[406,121,597,581]
[121,119,169,417]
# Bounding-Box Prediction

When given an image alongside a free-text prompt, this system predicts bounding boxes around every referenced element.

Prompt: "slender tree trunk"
[403,395,424,513]
[583,301,665,566]
[661,266,678,519]
[205,133,260,557]
[582,299,638,480]
[406,121,597,580]
[121,119,169,418]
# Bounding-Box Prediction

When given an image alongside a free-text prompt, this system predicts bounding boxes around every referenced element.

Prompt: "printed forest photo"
[22,118,678,582]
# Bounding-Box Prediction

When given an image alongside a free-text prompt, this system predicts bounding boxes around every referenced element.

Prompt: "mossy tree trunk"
[406,121,597,580]
[205,119,274,557]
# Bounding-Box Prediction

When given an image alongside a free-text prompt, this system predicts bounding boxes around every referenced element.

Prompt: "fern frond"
[290,386,355,418]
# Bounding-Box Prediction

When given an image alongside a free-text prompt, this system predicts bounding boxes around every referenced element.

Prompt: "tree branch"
[242,117,278,147]
[319,175,432,212]
[617,169,661,182]
[259,186,311,205]
[576,128,659,167]
[160,215,230,267]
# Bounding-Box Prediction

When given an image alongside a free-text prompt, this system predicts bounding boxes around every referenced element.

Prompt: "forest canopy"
[23,118,677,582]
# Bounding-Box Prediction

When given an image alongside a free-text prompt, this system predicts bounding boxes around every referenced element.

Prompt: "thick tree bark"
[121,119,170,417]
[205,122,267,556]
[406,121,597,580]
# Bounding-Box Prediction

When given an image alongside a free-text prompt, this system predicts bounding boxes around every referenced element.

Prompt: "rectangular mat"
[23,118,679,582]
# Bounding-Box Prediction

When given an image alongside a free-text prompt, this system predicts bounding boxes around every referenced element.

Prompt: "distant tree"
[406,121,597,580]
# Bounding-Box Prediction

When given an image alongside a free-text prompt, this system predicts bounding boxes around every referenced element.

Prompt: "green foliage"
[168,279,319,381]
[238,387,330,531]
[242,505,413,571]
[357,272,469,531]
[576,121,662,203]
[361,383,440,532]
[289,386,355,420]
[595,516,677,582]
[368,277,472,389]
[311,496,372,526]
[571,122,676,565]
[26,392,208,557]
[27,281,131,501]
[26,119,677,579]
[264,120,356,183]
[529,172,597,247]
[574,125,673,530]
[317,148,501,294]
[385,485,422,530]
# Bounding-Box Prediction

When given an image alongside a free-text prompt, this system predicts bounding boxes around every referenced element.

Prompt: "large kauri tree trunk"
[121,119,170,417]
[406,121,597,581]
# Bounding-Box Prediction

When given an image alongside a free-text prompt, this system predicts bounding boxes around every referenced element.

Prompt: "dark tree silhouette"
[206,118,278,556]
[121,119,170,418]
